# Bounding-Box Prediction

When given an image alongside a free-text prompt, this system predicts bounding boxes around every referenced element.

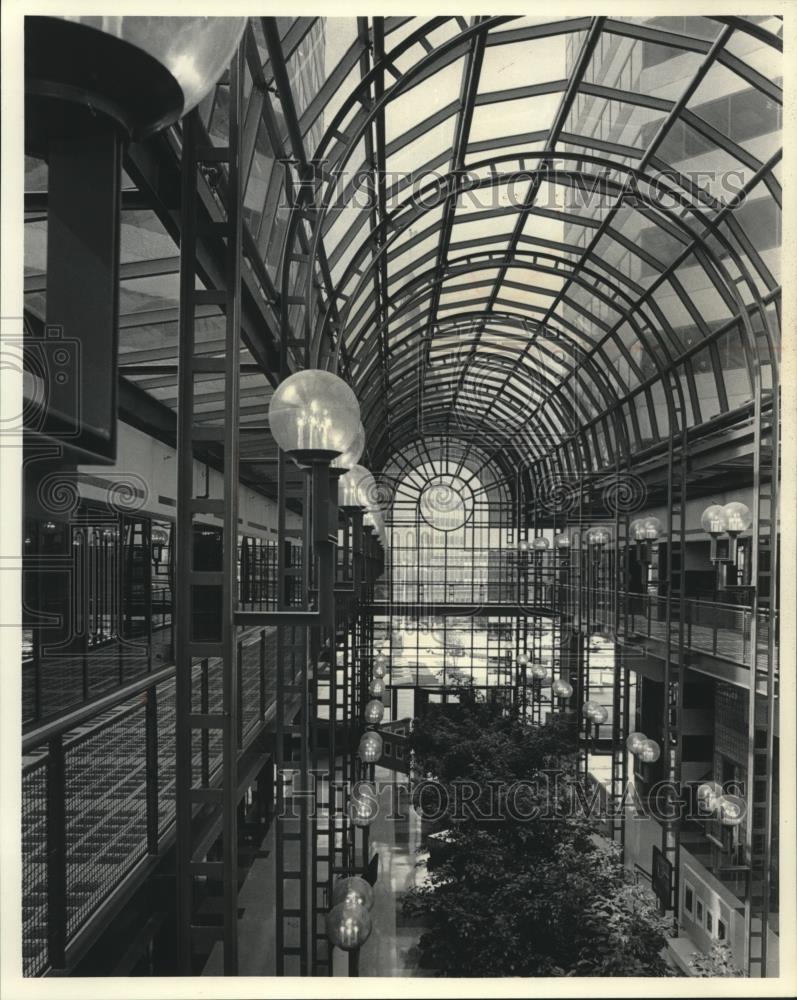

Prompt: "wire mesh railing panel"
[38,655,84,720]
[22,652,38,727]
[241,632,262,737]
[63,701,149,938]
[157,683,177,832]
[119,643,151,683]
[21,759,48,977]
[264,626,278,707]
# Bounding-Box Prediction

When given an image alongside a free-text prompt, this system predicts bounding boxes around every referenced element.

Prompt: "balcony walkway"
[21,625,282,977]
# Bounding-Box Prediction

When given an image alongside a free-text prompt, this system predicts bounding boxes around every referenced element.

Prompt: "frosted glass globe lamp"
[717,793,746,827]
[638,738,661,763]
[326,901,372,951]
[552,678,573,699]
[364,699,384,725]
[358,730,383,763]
[269,370,361,464]
[331,875,374,911]
[626,731,647,754]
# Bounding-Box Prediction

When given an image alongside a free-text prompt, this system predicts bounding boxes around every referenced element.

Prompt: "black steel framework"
[19,12,783,982]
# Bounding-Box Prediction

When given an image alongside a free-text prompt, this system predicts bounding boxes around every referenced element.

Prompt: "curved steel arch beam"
[343,250,668,450]
[319,151,743,383]
[270,15,780,496]
[521,148,782,469]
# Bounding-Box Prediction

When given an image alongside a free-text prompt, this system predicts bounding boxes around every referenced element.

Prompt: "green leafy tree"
[689,942,744,977]
[404,694,676,977]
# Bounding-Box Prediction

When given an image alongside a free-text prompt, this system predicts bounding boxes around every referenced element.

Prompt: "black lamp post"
[701,501,753,600]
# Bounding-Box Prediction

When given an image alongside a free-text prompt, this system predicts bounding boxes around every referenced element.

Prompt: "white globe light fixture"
[722,501,753,562]
[532,536,549,565]
[630,518,647,542]
[358,730,383,763]
[638,738,661,764]
[348,781,378,828]
[701,502,729,564]
[364,699,384,725]
[643,516,663,541]
[268,370,361,461]
[717,793,746,828]
[326,901,372,951]
[584,702,608,725]
[338,464,370,509]
[29,17,248,140]
[552,678,573,699]
[626,731,648,755]
[331,422,365,472]
[696,780,724,814]
[331,875,374,911]
[554,532,571,553]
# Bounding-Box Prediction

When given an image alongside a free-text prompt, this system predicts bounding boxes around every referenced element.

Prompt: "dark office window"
[683,681,714,710]
[193,523,223,571]
[685,885,694,914]
[682,735,714,761]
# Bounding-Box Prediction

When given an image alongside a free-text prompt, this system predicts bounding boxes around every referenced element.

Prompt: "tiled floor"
[357,769,428,977]
[206,766,428,978]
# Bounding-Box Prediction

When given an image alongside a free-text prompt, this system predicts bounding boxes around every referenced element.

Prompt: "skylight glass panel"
[503,266,566,294]
[613,16,723,43]
[386,116,457,181]
[454,177,531,217]
[567,92,665,154]
[466,139,548,168]
[497,287,552,313]
[582,31,705,105]
[385,60,463,141]
[685,62,782,162]
[468,91,561,145]
[655,124,756,205]
[439,283,491,306]
[521,210,569,246]
[478,33,567,91]
[723,21,783,79]
[450,211,517,244]
[444,267,499,288]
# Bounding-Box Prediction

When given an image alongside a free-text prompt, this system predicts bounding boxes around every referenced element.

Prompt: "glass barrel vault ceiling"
[23,15,782,487]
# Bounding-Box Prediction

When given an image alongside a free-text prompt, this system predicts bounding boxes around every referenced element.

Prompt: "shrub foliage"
[403,687,674,977]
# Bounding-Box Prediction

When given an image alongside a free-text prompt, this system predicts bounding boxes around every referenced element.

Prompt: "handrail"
[22,663,176,755]
[22,624,272,755]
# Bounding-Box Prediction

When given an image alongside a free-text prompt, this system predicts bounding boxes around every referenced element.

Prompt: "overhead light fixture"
[268,369,361,461]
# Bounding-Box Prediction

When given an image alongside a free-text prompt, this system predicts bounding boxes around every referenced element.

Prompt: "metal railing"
[21,626,278,977]
[577,588,778,673]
